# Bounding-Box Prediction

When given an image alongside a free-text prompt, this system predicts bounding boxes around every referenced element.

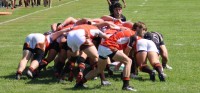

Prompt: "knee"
[123,58,132,66]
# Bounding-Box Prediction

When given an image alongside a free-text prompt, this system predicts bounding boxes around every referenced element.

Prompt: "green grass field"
[0,0,200,93]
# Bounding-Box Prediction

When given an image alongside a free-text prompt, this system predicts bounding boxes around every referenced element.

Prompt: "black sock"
[140,65,153,74]
[123,80,129,87]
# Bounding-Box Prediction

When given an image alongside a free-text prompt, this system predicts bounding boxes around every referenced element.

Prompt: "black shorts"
[23,43,33,53]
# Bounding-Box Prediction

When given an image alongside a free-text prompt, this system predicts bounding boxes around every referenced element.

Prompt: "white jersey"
[67,24,105,52]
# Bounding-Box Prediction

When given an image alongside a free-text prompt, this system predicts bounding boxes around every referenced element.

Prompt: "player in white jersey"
[15,28,71,80]
[127,22,166,81]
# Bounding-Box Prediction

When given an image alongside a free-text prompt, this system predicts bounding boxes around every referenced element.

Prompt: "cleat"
[26,70,33,78]
[131,73,139,79]
[130,73,142,80]
[15,74,21,80]
[150,71,156,82]
[101,80,111,86]
[159,73,166,82]
[122,86,137,91]
[74,83,88,88]
[58,79,67,84]
[93,77,98,80]
[164,64,172,70]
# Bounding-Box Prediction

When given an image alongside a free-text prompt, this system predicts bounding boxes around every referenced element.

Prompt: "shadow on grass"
[104,71,151,82]
[0,72,17,80]
[0,66,59,84]
[63,84,110,91]
[25,67,59,84]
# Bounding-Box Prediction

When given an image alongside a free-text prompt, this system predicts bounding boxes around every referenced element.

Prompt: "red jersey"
[101,29,135,51]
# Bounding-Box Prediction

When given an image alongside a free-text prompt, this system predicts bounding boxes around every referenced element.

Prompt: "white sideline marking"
[0,0,78,25]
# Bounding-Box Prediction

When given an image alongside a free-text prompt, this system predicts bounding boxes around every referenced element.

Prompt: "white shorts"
[98,45,113,58]
[67,29,86,52]
[136,39,158,53]
[25,33,45,49]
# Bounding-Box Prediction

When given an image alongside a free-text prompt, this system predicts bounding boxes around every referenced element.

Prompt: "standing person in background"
[11,0,16,9]
[48,0,51,8]
[44,0,51,7]
[107,0,126,15]
[18,0,22,6]
[102,3,126,22]
[36,0,40,6]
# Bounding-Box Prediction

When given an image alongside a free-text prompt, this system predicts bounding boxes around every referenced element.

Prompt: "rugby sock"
[98,73,106,83]
[76,63,85,82]
[77,56,86,64]
[162,63,166,68]
[28,67,37,77]
[153,63,163,74]
[29,67,35,73]
[79,77,87,84]
[77,56,86,75]
[78,63,85,73]
[139,65,153,74]
[68,56,77,71]
[38,59,48,71]
[123,77,130,87]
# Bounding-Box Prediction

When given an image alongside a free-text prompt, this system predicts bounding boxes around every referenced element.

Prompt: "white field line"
[0,0,79,25]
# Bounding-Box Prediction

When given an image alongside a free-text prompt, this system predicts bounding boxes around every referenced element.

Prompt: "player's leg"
[16,49,32,80]
[27,43,45,78]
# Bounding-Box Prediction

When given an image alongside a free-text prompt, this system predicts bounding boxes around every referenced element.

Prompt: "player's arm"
[160,45,168,65]
[124,35,137,56]
[97,31,109,40]
[101,15,122,23]
[94,21,120,30]
[50,27,72,41]
[57,17,77,30]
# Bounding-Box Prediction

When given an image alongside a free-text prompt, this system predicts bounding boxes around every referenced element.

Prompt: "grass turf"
[0,0,200,93]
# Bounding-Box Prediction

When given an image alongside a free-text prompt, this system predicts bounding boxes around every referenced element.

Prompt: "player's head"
[132,21,147,37]
[144,32,152,40]
[113,3,123,16]
[113,2,122,9]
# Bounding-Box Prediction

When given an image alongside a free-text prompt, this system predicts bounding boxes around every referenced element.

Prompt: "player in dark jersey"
[144,31,172,70]
[110,2,126,22]
[107,0,126,15]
